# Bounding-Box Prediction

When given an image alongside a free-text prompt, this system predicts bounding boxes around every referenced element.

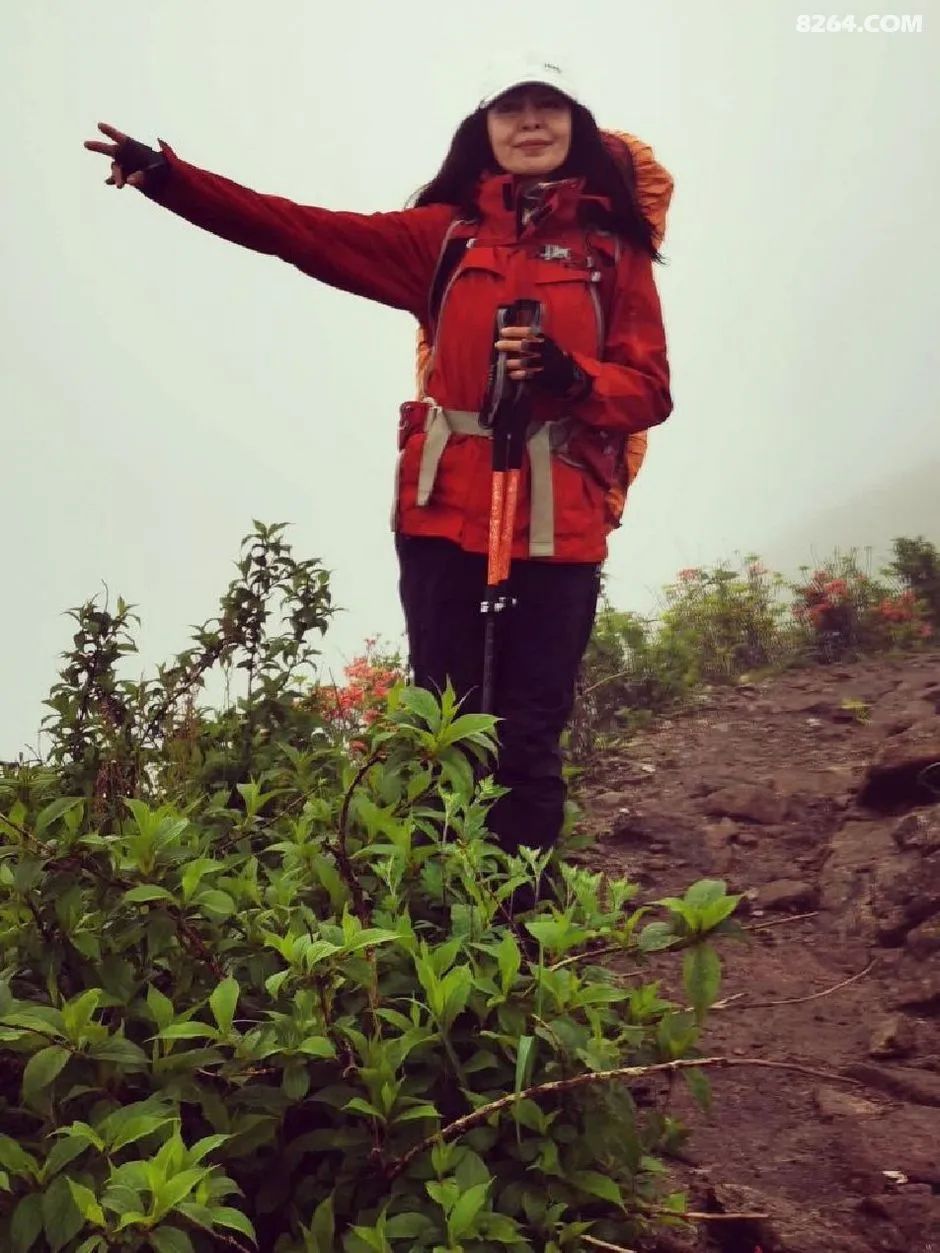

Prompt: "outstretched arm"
[84,123,452,317]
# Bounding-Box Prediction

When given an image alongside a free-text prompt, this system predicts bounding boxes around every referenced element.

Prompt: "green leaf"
[146,985,175,1030]
[100,1184,143,1217]
[109,1113,175,1152]
[283,1061,310,1101]
[311,855,349,912]
[11,1193,43,1253]
[344,1097,383,1120]
[264,970,290,997]
[439,965,472,1029]
[683,1067,712,1112]
[0,1135,38,1180]
[298,1035,335,1058]
[439,712,496,744]
[152,1169,208,1219]
[685,879,727,909]
[682,944,721,1019]
[448,1182,489,1239]
[638,921,675,952]
[67,1181,105,1227]
[148,1228,195,1253]
[181,858,221,903]
[42,1135,92,1180]
[195,889,235,918]
[62,989,102,1038]
[87,1036,148,1067]
[187,1135,230,1164]
[209,976,239,1035]
[398,685,442,731]
[123,885,175,904]
[570,1170,623,1207]
[310,1195,335,1248]
[497,932,521,993]
[35,797,84,837]
[43,1174,84,1251]
[22,1045,70,1104]
[514,1034,536,1104]
[700,895,741,930]
[384,1212,435,1240]
[454,1150,491,1192]
[75,1239,107,1253]
[158,1022,219,1041]
[209,1206,256,1242]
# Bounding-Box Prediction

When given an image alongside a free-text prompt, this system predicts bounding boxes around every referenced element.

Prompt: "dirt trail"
[578,650,940,1252]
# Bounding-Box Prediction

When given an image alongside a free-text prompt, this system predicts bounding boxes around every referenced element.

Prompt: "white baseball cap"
[477,54,582,110]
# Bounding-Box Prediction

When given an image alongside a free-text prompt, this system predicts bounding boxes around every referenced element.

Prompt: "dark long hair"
[409,102,662,261]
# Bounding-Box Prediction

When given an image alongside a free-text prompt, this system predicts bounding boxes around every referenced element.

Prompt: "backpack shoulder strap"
[584,229,623,349]
[426,218,478,344]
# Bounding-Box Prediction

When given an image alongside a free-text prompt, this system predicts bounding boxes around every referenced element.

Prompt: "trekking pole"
[480,299,543,715]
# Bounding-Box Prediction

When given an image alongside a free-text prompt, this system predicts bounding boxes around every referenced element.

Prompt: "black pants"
[395,534,601,853]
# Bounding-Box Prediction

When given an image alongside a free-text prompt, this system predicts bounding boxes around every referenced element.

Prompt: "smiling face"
[485,84,573,181]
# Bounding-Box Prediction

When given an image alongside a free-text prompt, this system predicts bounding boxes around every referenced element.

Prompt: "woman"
[84,55,673,856]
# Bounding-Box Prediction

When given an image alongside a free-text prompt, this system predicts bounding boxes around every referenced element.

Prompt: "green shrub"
[568,601,697,759]
[0,525,738,1252]
[657,559,789,683]
[887,535,940,632]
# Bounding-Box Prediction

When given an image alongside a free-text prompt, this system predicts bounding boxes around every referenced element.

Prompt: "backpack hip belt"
[395,399,589,558]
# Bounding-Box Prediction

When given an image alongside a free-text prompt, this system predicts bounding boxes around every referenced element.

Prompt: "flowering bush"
[569,540,937,761]
[310,638,408,738]
[790,550,933,660]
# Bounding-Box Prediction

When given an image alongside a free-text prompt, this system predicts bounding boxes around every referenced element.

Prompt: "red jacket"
[146,144,672,562]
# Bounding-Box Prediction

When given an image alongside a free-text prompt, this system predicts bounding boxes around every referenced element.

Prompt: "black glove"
[112,137,169,191]
[521,333,591,401]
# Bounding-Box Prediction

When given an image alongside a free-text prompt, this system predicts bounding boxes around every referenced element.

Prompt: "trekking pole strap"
[412,402,556,557]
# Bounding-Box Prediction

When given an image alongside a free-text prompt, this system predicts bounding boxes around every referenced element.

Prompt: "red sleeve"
[569,248,672,433]
[143,143,453,317]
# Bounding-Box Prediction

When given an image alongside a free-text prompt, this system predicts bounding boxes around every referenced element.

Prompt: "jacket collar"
[473,171,611,241]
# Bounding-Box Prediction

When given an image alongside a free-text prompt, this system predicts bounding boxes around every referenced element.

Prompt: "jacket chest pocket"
[431,249,508,389]
[528,260,606,355]
[435,247,506,340]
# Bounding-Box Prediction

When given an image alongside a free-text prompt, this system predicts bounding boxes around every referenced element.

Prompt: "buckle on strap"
[413,401,566,557]
[415,404,487,506]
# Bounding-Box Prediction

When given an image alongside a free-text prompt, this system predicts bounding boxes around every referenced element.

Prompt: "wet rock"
[703,783,789,825]
[591,790,630,814]
[858,718,940,810]
[889,968,940,1014]
[906,917,940,958]
[871,852,940,944]
[893,809,940,855]
[757,879,820,911]
[813,1085,883,1119]
[859,1191,940,1248]
[704,818,738,873]
[819,820,900,929]
[845,1061,940,1107]
[869,1014,916,1059]
[765,879,823,914]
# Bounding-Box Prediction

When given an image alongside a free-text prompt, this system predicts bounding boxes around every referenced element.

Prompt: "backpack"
[413,130,673,528]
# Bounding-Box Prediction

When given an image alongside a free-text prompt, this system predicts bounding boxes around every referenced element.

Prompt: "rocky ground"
[576,649,940,1253]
